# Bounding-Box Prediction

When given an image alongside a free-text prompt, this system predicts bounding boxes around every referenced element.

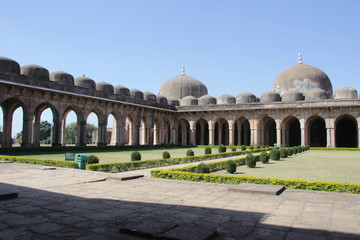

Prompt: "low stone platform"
[228,183,285,195]
[0,186,18,201]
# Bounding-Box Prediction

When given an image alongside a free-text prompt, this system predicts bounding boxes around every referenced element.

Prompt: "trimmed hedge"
[310,147,360,151]
[0,155,78,168]
[87,148,269,172]
[151,170,360,194]
[225,160,237,173]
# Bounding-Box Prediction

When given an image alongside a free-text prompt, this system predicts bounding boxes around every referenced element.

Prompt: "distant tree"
[14,131,22,144]
[65,122,97,144]
[40,121,52,143]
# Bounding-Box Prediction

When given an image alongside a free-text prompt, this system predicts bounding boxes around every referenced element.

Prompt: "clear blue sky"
[1,0,360,137]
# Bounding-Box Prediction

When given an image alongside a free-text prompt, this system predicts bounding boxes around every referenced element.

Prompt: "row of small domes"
[179,87,358,106]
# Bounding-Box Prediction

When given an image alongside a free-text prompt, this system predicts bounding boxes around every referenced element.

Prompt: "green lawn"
[212,150,360,183]
[17,146,233,163]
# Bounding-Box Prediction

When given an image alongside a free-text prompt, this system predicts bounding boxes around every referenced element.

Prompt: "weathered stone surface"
[228,183,285,195]
[119,218,178,238]
[161,223,217,240]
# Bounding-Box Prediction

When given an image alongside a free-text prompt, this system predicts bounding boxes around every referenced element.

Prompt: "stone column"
[22,112,34,147]
[153,125,158,145]
[52,119,62,146]
[160,126,165,144]
[189,121,195,145]
[132,120,140,145]
[249,119,258,146]
[172,127,177,144]
[300,118,306,146]
[276,119,281,147]
[326,118,335,148]
[357,118,360,148]
[208,120,214,145]
[32,116,40,147]
[97,119,107,146]
[148,125,154,145]
[118,118,126,145]
[228,120,234,146]
[2,110,13,147]
[77,120,87,146]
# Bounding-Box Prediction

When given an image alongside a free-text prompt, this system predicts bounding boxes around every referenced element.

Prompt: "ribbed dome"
[198,95,216,105]
[74,76,96,90]
[180,95,198,106]
[273,63,333,97]
[21,64,49,80]
[50,71,74,85]
[114,85,130,96]
[334,87,358,99]
[159,73,208,100]
[305,88,328,101]
[156,94,168,105]
[236,92,257,103]
[143,91,156,102]
[260,91,281,103]
[130,88,143,99]
[0,57,20,74]
[282,90,304,102]
[96,81,114,93]
[217,94,235,105]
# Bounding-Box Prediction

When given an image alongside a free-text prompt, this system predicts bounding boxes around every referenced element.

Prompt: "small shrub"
[225,160,237,173]
[255,145,260,149]
[231,147,236,152]
[297,146,302,153]
[195,163,210,173]
[186,149,194,156]
[204,147,212,155]
[88,155,99,164]
[245,154,256,168]
[287,148,293,156]
[218,144,226,153]
[270,148,280,160]
[241,145,246,151]
[131,151,141,161]
[249,146,254,150]
[162,151,171,159]
[261,145,265,149]
[260,152,269,163]
[280,148,288,158]
[293,147,298,154]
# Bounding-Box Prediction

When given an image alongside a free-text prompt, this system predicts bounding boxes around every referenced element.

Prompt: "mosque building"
[0,54,358,148]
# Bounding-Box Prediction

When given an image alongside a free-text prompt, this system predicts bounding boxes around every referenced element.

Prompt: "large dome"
[159,71,208,100]
[273,60,333,98]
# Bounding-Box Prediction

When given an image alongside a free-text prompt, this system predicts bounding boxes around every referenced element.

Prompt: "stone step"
[228,183,285,195]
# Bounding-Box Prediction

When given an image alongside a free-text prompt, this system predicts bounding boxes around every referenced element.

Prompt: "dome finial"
[298,52,303,64]
[182,66,185,75]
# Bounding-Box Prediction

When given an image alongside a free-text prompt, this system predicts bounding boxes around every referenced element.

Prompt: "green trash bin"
[76,154,88,170]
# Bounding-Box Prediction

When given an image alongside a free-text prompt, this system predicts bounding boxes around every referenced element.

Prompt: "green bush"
[88,155,99,164]
[204,147,212,155]
[245,154,256,168]
[293,147,298,154]
[225,160,237,173]
[218,144,226,153]
[131,151,141,161]
[195,163,210,173]
[287,148,293,156]
[255,145,260,149]
[231,147,236,152]
[162,151,171,159]
[280,148,288,158]
[186,149,194,156]
[270,148,280,160]
[297,146,302,153]
[241,145,246,151]
[261,145,265,149]
[0,155,78,169]
[260,152,269,163]
[249,146,254,150]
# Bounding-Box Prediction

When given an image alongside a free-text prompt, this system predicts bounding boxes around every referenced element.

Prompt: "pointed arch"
[214,118,229,145]
[194,118,209,145]
[258,116,276,146]
[281,115,301,147]
[234,117,250,146]
[306,115,326,147]
[178,119,190,145]
[335,114,358,147]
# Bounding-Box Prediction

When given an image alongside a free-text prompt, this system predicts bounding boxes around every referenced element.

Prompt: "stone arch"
[258,116,276,146]
[125,113,136,145]
[106,110,122,146]
[214,118,229,145]
[335,114,358,147]
[234,117,250,146]
[165,118,174,144]
[0,97,27,147]
[178,119,190,145]
[306,115,326,147]
[140,114,152,145]
[32,102,59,147]
[61,106,82,146]
[154,117,165,145]
[85,108,104,145]
[194,118,209,145]
[281,115,301,147]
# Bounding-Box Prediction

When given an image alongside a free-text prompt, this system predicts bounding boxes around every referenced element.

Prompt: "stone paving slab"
[119,218,178,238]
[228,183,285,195]
[0,185,18,200]
[161,223,217,240]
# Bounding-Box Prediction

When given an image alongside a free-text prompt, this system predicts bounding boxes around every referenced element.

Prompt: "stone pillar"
[228,120,234,146]
[208,120,214,145]
[189,121,195,145]
[2,110,13,147]
[300,118,306,146]
[172,127,177,144]
[148,125,154,145]
[22,112,34,147]
[358,118,360,148]
[119,118,126,145]
[77,120,87,146]
[52,119,62,146]
[97,119,107,146]
[32,117,40,147]
[276,119,281,147]
[249,119,258,146]
[153,125,158,145]
[160,126,165,144]
[326,118,335,148]
[132,120,140,145]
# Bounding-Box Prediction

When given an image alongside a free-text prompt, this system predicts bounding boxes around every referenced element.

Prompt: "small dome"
[305,88,328,101]
[198,95,216,105]
[114,85,130,96]
[143,91,157,102]
[236,92,257,103]
[159,73,208,100]
[156,94,168,105]
[180,95,198,106]
[96,81,114,93]
[21,64,49,80]
[130,88,143,99]
[273,62,333,97]
[167,97,180,106]
[50,71,74,85]
[334,87,358,99]
[281,90,304,102]
[74,76,96,90]
[260,91,281,103]
[0,57,20,74]
[217,94,235,105]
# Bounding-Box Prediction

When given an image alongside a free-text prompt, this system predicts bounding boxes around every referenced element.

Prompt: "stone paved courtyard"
[1,162,360,239]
